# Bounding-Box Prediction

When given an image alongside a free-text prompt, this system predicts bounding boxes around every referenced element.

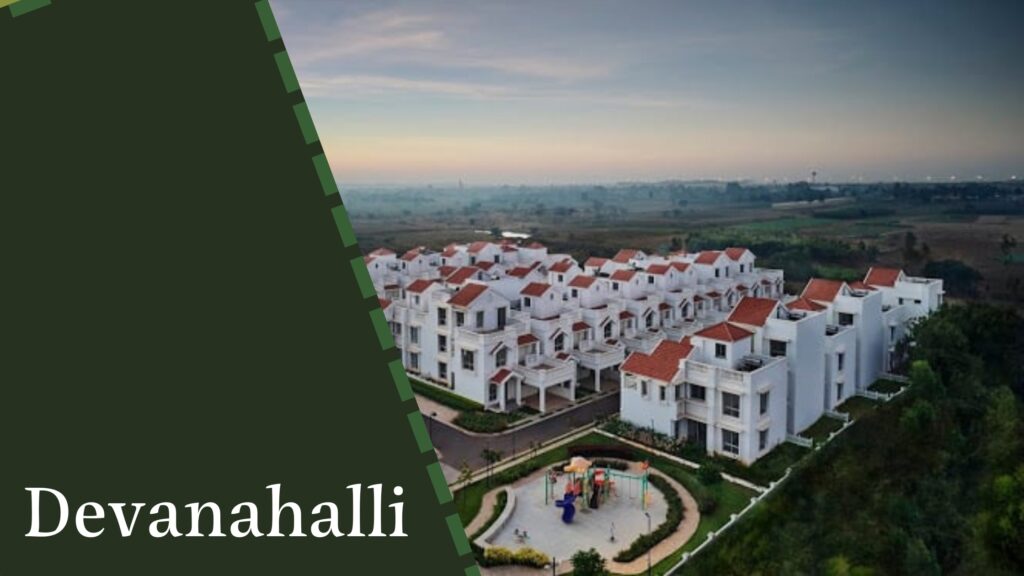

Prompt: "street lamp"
[644,511,652,576]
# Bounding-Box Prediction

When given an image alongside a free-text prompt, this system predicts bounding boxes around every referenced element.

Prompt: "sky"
[272,0,1024,186]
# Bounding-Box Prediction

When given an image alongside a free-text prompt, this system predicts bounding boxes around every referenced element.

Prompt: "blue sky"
[273,0,1023,185]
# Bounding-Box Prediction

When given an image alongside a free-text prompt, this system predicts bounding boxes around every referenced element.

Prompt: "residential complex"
[370,240,943,464]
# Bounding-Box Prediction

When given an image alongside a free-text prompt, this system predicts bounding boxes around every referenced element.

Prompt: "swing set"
[547,456,651,523]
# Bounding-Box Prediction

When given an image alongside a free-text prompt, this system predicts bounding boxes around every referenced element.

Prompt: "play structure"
[549,456,650,524]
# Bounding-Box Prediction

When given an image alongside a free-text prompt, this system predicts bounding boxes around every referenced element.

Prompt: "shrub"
[409,377,482,411]
[482,547,513,566]
[697,462,723,485]
[571,548,609,575]
[513,547,550,568]
[613,474,685,562]
[453,410,512,433]
[696,492,719,515]
[569,444,636,461]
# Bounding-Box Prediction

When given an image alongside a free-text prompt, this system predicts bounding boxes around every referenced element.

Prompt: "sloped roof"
[475,261,496,271]
[572,321,590,332]
[446,266,480,285]
[646,263,671,275]
[549,259,575,273]
[490,368,514,385]
[724,247,751,261]
[520,282,552,297]
[727,297,780,327]
[694,321,753,342]
[368,247,395,257]
[610,269,637,282]
[400,247,424,261]
[378,297,392,309]
[786,297,826,312]
[517,333,539,346]
[864,267,903,287]
[584,257,608,267]
[802,278,847,303]
[612,249,639,263]
[441,244,460,257]
[406,278,437,294]
[848,280,877,291]
[467,241,492,254]
[670,262,690,272]
[447,283,488,308]
[621,338,694,382]
[694,251,722,265]
[568,275,598,288]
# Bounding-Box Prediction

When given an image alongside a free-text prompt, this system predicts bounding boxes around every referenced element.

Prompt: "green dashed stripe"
[350,256,375,299]
[368,308,394,350]
[406,411,433,454]
[464,566,482,576]
[273,51,300,94]
[389,360,413,402]
[312,154,339,196]
[9,0,50,17]
[292,102,319,145]
[331,205,357,247]
[253,0,280,42]
[426,462,453,504]
[445,514,472,556]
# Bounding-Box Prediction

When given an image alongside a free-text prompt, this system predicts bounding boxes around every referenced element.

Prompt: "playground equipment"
[547,457,650,523]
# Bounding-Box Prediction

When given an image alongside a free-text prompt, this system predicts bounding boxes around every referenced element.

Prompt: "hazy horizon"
[273,0,1023,186]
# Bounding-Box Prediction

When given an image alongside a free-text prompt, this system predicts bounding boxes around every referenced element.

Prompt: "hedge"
[613,474,685,563]
[409,377,483,412]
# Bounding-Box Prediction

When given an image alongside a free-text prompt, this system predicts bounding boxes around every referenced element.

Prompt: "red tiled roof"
[612,249,639,263]
[568,275,597,288]
[610,269,637,281]
[406,278,437,294]
[378,297,392,309]
[364,255,376,265]
[619,311,634,319]
[520,282,552,297]
[727,296,779,327]
[400,247,423,261]
[549,259,574,273]
[802,278,847,303]
[507,266,533,278]
[659,302,672,310]
[369,248,395,257]
[468,241,491,254]
[848,280,876,291]
[646,263,670,275]
[621,339,694,382]
[438,265,457,278]
[446,266,480,285]
[706,291,721,298]
[490,368,513,385]
[694,251,721,265]
[584,257,608,267]
[787,297,826,312]
[693,295,705,302]
[475,261,496,271]
[501,245,518,252]
[572,321,590,332]
[442,244,459,257]
[526,242,545,249]
[517,333,539,346]
[864,267,903,287]
[724,247,750,261]
[670,262,690,272]
[737,284,748,292]
[448,283,488,308]
[761,279,772,285]
[694,322,753,342]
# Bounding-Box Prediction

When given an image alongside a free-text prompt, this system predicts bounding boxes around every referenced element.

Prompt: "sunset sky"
[273,0,1023,185]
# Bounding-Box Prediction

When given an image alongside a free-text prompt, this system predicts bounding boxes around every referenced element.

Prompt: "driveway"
[426,392,620,473]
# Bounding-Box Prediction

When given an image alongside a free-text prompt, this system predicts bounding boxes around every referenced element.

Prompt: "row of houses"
[369,240,943,464]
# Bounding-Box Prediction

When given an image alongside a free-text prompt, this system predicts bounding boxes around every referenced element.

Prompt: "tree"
[982,466,1024,570]
[456,461,474,500]
[481,448,503,485]
[571,548,608,575]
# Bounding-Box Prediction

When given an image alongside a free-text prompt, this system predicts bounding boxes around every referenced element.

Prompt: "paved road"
[427,392,620,472]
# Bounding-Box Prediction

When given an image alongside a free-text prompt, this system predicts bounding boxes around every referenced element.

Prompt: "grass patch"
[801,416,845,444]
[469,490,508,541]
[836,395,880,420]
[868,378,905,394]
[453,410,525,434]
[411,375,532,433]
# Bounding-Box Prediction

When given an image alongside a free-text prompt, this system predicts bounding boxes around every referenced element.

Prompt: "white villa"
[368,241,943,464]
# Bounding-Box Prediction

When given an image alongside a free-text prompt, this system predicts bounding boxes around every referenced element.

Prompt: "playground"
[486,458,676,566]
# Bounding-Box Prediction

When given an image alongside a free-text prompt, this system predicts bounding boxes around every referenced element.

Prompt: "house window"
[571,289,578,298]
[715,343,727,359]
[461,349,475,371]
[714,269,720,278]
[437,308,447,326]
[837,381,844,400]
[640,380,648,397]
[410,326,420,344]
[612,282,619,291]
[740,264,745,273]
[497,307,507,328]
[722,392,740,418]
[413,295,420,305]
[604,322,613,339]
[493,255,500,263]
[455,311,465,326]
[659,386,667,402]
[438,361,447,379]
[759,429,768,451]
[890,326,896,341]
[648,276,654,284]
[674,384,683,401]
[838,313,854,326]
[476,310,485,329]
[558,274,564,282]
[689,384,706,401]
[523,296,532,307]
[438,335,447,353]
[409,352,419,371]
[554,334,565,352]
[769,339,787,357]
[722,429,739,455]
[489,383,498,401]
[759,391,769,415]
[837,353,845,372]
[645,313,654,328]
[469,256,476,265]
[496,347,507,367]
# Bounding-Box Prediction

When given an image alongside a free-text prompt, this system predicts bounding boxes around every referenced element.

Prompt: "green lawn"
[728,217,824,233]
[455,431,756,576]
[411,375,531,433]
[801,416,845,444]
[868,378,905,394]
[836,395,880,420]
[410,376,482,411]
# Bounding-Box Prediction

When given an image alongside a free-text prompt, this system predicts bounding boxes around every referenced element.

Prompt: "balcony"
[572,339,626,370]
[517,355,576,389]
[662,318,703,341]
[622,328,664,354]
[455,321,521,349]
